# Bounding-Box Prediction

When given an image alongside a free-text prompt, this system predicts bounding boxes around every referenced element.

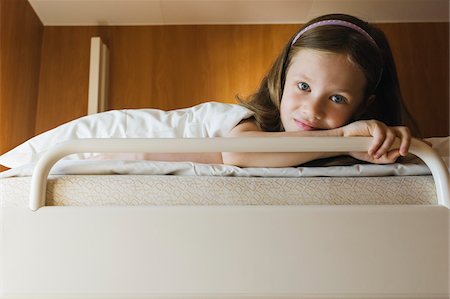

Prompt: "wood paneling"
[34,23,449,137]
[35,26,100,134]
[0,0,43,170]
[105,25,297,111]
[378,23,449,137]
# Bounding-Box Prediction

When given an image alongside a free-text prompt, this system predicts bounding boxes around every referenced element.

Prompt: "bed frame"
[1,137,449,298]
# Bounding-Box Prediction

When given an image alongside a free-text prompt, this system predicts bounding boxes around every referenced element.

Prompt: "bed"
[0,134,449,298]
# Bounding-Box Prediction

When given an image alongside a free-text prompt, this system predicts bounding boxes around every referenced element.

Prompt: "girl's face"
[280,48,367,132]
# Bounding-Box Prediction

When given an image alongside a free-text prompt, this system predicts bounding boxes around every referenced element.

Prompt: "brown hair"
[238,14,419,135]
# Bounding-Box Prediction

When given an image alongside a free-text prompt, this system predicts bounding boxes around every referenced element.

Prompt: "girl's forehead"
[288,49,365,82]
[290,48,356,71]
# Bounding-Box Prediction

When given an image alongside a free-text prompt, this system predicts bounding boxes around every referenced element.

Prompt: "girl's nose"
[301,97,324,121]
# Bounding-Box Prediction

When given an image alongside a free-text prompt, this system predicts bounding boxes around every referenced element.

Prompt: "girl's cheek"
[324,118,343,130]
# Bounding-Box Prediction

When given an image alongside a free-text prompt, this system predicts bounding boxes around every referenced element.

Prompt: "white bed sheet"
[0,158,436,178]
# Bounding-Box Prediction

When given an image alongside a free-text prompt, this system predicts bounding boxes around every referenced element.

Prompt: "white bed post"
[88,37,109,115]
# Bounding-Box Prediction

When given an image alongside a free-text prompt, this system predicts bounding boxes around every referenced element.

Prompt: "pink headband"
[291,19,378,47]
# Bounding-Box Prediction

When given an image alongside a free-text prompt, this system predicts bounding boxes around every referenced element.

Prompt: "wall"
[35,23,449,137]
[0,0,43,170]
[36,26,100,134]
[383,23,449,137]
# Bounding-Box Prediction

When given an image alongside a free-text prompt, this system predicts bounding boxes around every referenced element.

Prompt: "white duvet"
[0,102,254,168]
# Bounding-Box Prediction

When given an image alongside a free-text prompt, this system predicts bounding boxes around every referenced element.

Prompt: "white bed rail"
[30,137,450,210]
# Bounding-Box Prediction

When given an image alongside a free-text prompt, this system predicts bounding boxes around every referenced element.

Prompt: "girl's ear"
[353,95,376,119]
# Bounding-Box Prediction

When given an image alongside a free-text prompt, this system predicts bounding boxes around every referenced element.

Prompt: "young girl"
[131,13,415,167]
[222,13,417,167]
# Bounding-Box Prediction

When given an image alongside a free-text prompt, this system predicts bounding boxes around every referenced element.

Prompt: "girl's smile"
[294,118,316,131]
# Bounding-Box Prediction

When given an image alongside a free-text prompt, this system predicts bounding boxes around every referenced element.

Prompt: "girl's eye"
[330,95,346,104]
[298,82,310,91]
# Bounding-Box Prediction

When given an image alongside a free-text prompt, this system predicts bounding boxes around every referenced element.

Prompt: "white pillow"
[0,102,254,168]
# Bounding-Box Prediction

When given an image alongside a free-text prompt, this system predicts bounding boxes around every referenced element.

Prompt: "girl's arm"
[222,119,411,167]
[222,119,345,167]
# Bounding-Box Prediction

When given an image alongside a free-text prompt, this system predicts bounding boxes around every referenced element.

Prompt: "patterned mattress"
[0,174,437,207]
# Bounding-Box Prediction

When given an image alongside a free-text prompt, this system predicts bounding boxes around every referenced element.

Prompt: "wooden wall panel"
[35,23,449,137]
[105,25,297,111]
[0,0,43,170]
[378,23,449,137]
[35,26,101,134]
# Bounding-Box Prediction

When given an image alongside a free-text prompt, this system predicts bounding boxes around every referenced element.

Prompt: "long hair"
[238,14,419,135]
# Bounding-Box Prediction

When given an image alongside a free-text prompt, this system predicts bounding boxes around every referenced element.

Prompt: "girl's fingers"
[386,149,401,162]
[371,126,411,159]
[368,124,386,156]
[373,150,401,164]
[374,129,396,158]
[353,120,411,162]
[395,126,411,156]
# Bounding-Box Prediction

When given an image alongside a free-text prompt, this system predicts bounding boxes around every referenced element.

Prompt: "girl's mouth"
[294,119,315,131]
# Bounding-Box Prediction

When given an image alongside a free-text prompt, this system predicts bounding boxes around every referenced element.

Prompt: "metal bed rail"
[29,137,450,210]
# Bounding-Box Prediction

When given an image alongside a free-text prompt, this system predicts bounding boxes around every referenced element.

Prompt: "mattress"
[0,174,437,207]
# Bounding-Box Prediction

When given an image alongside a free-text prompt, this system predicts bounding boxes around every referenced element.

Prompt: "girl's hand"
[342,120,411,164]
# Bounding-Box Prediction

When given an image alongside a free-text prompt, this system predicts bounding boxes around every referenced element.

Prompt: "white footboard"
[2,205,448,298]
